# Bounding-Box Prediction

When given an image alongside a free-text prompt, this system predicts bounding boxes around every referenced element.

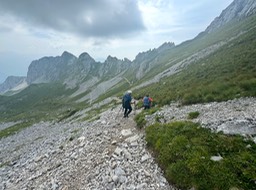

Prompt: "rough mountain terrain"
[0,0,256,189]
[1,97,256,190]
[0,107,173,190]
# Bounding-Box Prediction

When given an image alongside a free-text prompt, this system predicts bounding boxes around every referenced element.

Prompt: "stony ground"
[0,107,173,190]
[146,97,256,141]
[0,97,256,190]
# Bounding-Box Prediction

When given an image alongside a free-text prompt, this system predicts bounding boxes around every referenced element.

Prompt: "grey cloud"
[0,0,145,38]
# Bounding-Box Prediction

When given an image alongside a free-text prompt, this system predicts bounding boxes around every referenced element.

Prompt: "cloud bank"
[0,0,145,38]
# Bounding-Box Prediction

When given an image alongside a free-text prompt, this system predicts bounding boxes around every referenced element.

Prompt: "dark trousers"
[144,105,150,109]
[124,104,132,117]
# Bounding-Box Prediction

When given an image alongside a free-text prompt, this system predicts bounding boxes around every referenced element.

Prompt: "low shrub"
[188,111,200,119]
[145,121,256,190]
[134,112,147,129]
[134,107,160,129]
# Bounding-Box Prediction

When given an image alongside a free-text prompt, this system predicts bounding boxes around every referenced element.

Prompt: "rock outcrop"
[26,51,77,84]
[205,0,256,33]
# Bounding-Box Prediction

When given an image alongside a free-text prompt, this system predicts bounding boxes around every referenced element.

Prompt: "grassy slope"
[133,15,256,190]
[145,121,256,190]
[133,15,256,105]
[0,83,81,122]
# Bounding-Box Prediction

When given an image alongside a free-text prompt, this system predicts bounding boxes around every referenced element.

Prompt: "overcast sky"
[0,0,233,83]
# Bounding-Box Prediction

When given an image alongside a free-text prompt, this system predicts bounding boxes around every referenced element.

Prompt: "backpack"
[143,96,150,106]
[122,94,131,108]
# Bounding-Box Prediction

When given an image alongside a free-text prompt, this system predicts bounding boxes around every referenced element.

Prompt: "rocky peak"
[61,51,77,61]
[105,55,118,63]
[157,42,175,53]
[134,42,174,63]
[78,52,95,63]
[98,55,131,77]
[205,0,256,33]
[27,52,77,84]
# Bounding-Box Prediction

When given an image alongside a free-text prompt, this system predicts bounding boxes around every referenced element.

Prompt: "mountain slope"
[0,0,256,122]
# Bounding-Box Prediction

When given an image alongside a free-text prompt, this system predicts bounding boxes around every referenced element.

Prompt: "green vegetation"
[0,83,83,123]
[145,121,256,190]
[57,109,79,122]
[134,107,159,129]
[134,112,147,129]
[0,121,33,139]
[188,111,200,119]
[135,16,256,106]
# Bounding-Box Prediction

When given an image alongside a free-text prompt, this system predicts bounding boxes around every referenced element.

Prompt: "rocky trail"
[0,106,173,190]
[1,97,256,190]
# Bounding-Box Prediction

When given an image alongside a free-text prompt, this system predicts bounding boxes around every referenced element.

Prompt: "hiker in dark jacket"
[122,90,133,118]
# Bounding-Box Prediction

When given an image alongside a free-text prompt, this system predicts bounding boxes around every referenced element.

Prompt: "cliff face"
[205,0,256,33]
[26,52,132,85]
[26,51,77,84]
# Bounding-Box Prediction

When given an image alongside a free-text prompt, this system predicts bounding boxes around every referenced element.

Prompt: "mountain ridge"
[0,0,255,103]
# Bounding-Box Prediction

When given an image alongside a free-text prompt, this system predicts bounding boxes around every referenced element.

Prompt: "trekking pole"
[115,105,123,119]
[133,100,136,115]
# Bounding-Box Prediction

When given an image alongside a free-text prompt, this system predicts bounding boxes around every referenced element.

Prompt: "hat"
[127,90,132,94]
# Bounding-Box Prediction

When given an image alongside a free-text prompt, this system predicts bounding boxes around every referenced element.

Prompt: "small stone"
[141,154,150,163]
[111,140,117,145]
[112,175,119,183]
[114,147,122,156]
[210,155,223,161]
[115,167,126,176]
[121,129,132,137]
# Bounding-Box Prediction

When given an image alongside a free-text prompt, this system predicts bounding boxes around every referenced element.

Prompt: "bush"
[134,112,147,129]
[134,107,160,129]
[188,111,200,119]
[145,121,256,190]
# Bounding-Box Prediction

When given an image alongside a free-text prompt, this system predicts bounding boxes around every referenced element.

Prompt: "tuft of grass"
[145,121,256,190]
[134,107,160,129]
[134,113,147,129]
[188,111,200,119]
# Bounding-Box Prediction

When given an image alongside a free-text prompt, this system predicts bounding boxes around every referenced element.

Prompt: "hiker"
[143,95,152,109]
[122,90,133,118]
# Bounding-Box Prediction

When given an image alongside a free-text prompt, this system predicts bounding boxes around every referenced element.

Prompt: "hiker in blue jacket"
[122,90,133,118]
[143,95,152,109]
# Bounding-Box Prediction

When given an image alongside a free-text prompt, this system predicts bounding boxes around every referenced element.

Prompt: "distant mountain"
[0,76,27,94]
[0,0,255,112]
[26,51,77,84]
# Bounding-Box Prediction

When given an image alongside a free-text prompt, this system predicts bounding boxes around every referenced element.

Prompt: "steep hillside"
[0,0,256,123]
[1,1,256,189]
[135,14,256,105]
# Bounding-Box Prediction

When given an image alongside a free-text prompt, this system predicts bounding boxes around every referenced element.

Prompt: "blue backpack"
[143,96,150,106]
